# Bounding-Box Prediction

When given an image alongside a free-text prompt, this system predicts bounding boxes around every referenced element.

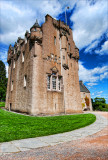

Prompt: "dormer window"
[54,36,56,45]
[22,52,25,63]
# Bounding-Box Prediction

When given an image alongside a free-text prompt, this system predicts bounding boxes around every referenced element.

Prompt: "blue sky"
[0,0,108,103]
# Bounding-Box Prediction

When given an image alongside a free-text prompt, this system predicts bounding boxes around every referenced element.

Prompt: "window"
[14,48,15,54]
[54,55,57,62]
[22,52,25,62]
[52,76,56,90]
[68,43,70,51]
[54,36,56,45]
[11,81,13,91]
[25,36,27,44]
[69,53,72,59]
[63,56,65,60]
[58,77,61,91]
[47,75,51,89]
[47,74,62,91]
[24,75,27,87]
[51,53,54,59]
[13,61,15,69]
[47,56,51,61]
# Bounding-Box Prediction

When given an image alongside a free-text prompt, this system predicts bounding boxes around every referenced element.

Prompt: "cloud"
[100,72,108,80]
[71,0,108,49]
[95,40,108,55]
[87,83,98,87]
[0,0,62,45]
[97,91,103,94]
[79,61,108,84]
[84,40,99,53]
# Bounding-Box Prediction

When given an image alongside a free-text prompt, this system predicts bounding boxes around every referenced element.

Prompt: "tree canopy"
[0,60,8,101]
[92,97,108,111]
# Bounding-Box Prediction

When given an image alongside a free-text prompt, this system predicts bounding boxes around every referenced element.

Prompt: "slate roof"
[30,19,41,31]
[79,81,90,93]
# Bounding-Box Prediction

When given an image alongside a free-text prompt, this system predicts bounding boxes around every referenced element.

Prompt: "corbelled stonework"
[5,14,82,115]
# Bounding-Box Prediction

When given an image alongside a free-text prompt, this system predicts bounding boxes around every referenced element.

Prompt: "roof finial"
[36,19,38,23]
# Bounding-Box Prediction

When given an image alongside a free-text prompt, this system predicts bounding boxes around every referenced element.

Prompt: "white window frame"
[14,48,15,54]
[58,77,61,91]
[25,36,27,44]
[51,53,54,59]
[47,75,51,90]
[24,75,27,88]
[13,60,15,69]
[52,76,56,90]
[11,81,13,91]
[47,74,62,91]
[22,52,25,63]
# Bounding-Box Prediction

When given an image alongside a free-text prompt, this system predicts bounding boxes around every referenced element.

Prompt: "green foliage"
[92,97,108,112]
[85,96,89,106]
[0,60,8,101]
[81,103,85,108]
[0,102,5,107]
[94,97,106,104]
[0,109,96,142]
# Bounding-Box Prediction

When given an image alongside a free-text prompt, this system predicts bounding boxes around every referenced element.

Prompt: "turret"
[30,20,42,44]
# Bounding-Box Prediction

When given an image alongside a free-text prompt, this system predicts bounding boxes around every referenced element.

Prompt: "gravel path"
[0,111,108,160]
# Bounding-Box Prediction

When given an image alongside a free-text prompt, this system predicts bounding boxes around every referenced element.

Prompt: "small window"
[52,76,56,90]
[58,77,61,91]
[68,43,70,51]
[69,53,72,59]
[11,81,13,91]
[13,61,15,69]
[51,53,54,59]
[54,36,56,45]
[14,48,15,54]
[47,75,51,89]
[54,55,57,62]
[63,56,65,60]
[47,56,51,61]
[24,75,27,87]
[22,52,25,62]
[25,37,27,44]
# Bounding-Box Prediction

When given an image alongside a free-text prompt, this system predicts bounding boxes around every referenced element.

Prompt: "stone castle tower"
[5,14,82,115]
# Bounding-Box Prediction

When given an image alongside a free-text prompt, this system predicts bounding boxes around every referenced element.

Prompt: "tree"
[0,60,8,101]
[94,97,106,104]
[85,96,89,106]
[92,97,106,111]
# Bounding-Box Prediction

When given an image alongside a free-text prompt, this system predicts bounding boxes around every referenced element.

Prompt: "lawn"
[0,102,5,107]
[0,109,96,142]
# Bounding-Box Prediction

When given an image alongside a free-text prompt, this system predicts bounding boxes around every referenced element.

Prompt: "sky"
[0,0,108,103]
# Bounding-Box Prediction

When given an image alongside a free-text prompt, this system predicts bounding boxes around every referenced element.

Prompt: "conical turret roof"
[30,19,41,31]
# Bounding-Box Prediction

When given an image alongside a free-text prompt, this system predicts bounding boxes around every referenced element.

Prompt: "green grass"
[0,109,96,142]
[0,102,5,107]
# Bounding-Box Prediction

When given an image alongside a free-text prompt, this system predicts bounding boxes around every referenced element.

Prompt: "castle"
[5,14,82,115]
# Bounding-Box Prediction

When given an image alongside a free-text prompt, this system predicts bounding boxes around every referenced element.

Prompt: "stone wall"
[6,14,82,115]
